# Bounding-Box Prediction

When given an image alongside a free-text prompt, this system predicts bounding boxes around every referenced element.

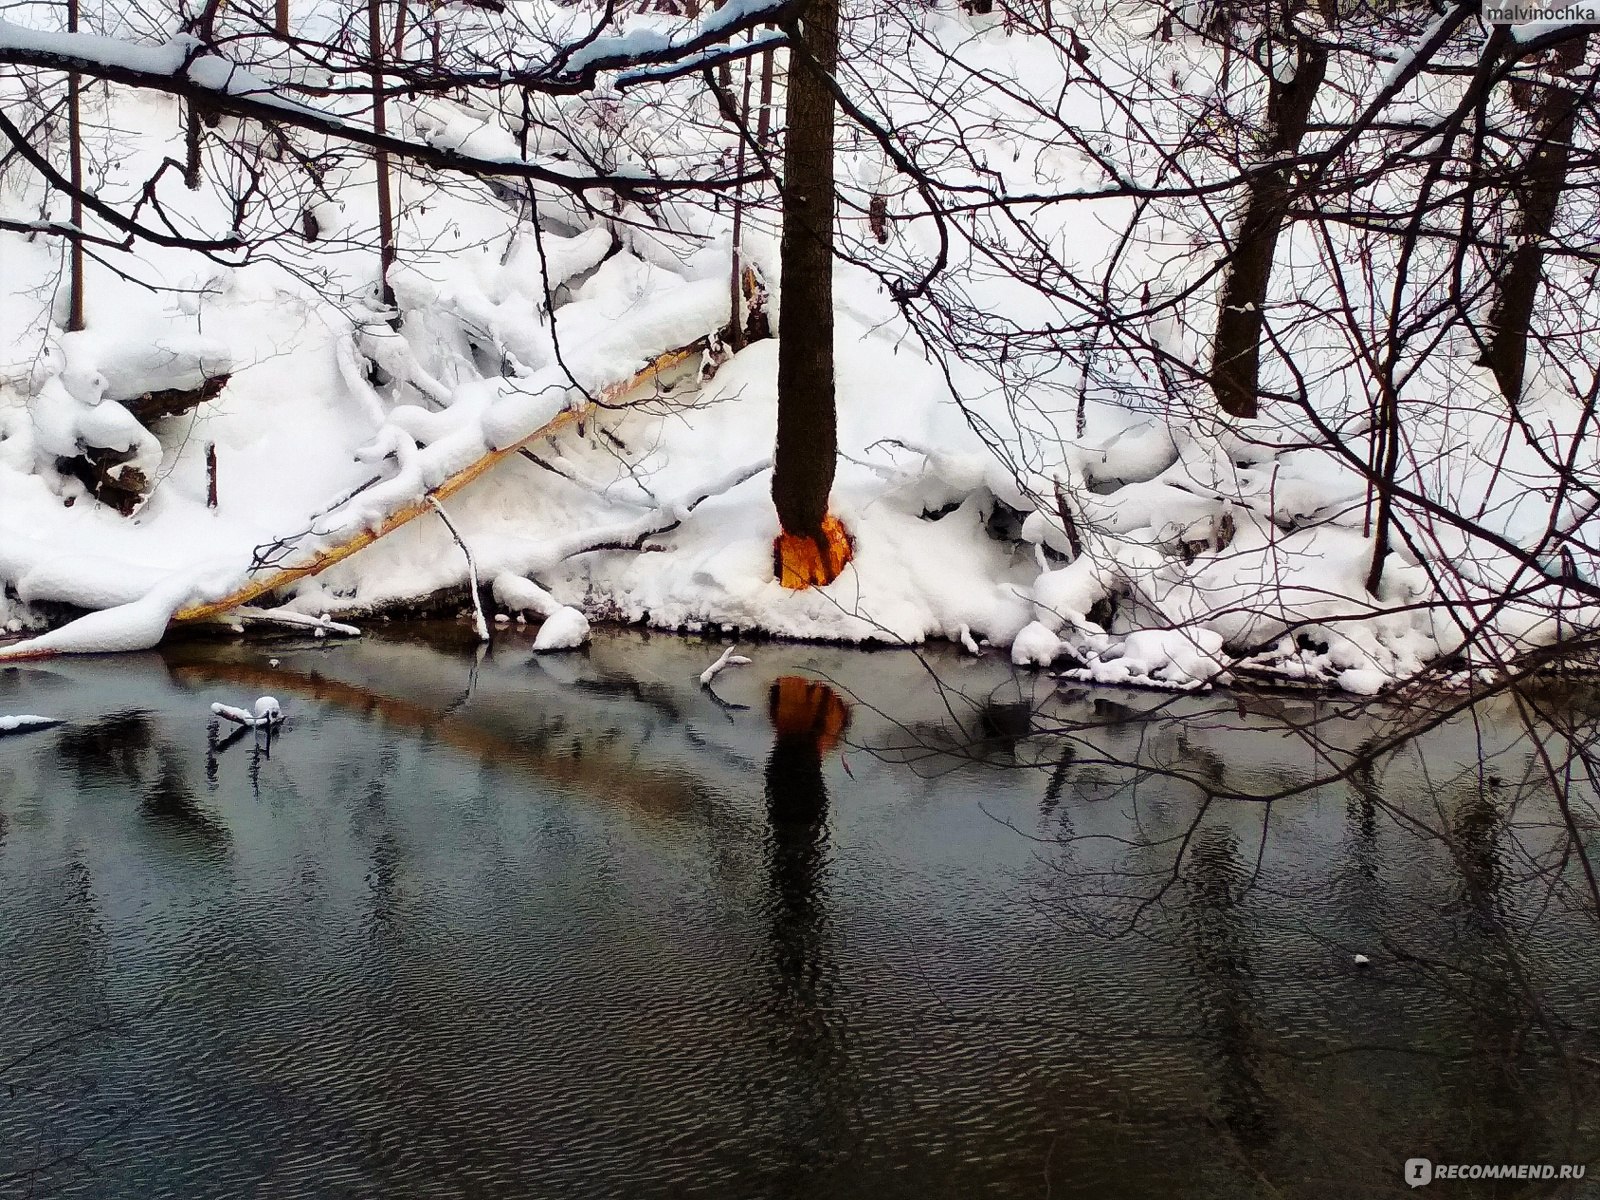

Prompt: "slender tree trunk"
[184,99,203,189]
[773,0,840,550]
[757,47,776,144]
[369,0,397,314]
[1210,12,1329,419]
[66,0,85,331]
[393,0,409,57]
[728,46,755,351]
[183,0,222,191]
[1484,34,1591,408]
[276,0,289,37]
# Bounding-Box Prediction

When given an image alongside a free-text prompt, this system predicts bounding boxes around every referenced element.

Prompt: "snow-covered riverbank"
[4,0,1597,693]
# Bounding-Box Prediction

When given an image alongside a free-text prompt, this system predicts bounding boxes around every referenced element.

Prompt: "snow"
[616,30,787,89]
[0,19,195,76]
[493,573,561,617]
[533,606,590,651]
[0,565,232,659]
[1058,627,1230,691]
[1011,621,1062,667]
[60,329,232,402]
[553,0,788,79]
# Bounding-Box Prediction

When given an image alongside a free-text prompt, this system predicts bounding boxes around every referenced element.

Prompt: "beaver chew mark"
[773,514,853,589]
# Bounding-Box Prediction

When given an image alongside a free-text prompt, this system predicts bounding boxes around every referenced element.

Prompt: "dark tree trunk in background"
[1210,9,1329,419]
[66,0,84,331]
[728,48,755,351]
[756,47,776,144]
[369,0,397,314]
[773,0,840,543]
[276,0,289,37]
[1484,35,1591,408]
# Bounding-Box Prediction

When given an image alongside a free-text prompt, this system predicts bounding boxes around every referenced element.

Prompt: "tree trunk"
[1483,34,1590,408]
[1210,14,1329,419]
[67,0,84,332]
[369,0,397,314]
[728,49,754,352]
[276,0,289,37]
[772,0,848,585]
[756,47,776,144]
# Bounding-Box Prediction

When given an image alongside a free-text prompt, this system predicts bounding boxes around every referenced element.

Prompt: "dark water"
[0,628,1596,1199]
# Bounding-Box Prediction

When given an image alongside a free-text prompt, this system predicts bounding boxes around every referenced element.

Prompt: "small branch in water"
[0,714,62,735]
[428,495,490,642]
[700,645,752,685]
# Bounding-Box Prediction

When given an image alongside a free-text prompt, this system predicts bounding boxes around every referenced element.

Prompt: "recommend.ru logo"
[1404,1157,1588,1186]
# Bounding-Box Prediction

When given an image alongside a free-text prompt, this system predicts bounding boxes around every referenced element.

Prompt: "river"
[1,627,1596,1198]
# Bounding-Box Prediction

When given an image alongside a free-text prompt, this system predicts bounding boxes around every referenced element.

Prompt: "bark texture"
[772,0,840,542]
[370,0,397,313]
[67,0,84,331]
[1484,35,1591,408]
[1210,8,1329,419]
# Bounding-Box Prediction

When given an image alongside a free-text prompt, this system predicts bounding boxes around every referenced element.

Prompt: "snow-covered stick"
[0,714,62,735]
[428,496,489,643]
[699,645,752,685]
[232,607,361,637]
[211,696,284,728]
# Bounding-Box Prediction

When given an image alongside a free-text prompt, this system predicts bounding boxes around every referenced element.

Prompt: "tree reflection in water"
[763,676,855,1172]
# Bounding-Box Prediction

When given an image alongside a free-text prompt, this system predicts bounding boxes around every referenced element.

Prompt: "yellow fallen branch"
[173,344,702,624]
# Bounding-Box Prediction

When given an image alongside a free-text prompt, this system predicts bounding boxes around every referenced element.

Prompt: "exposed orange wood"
[173,345,700,624]
[773,513,852,589]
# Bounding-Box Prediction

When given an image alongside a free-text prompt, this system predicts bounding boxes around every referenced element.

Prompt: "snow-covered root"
[699,645,751,685]
[493,573,561,618]
[956,624,982,656]
[0,714,62,735]
[211,696,284,727]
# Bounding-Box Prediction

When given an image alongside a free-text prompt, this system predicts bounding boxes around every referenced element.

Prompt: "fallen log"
[172,342,702,624]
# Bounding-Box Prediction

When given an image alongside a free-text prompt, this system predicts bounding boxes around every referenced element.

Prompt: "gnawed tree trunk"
[1210,3,1330,419]
[369,0,398,314]
[1483,34,1591,408]
[66,0,84,332]
[773,0,852,588]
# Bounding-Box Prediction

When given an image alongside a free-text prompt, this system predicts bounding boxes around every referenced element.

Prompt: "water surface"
[1,628,1595,1198]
